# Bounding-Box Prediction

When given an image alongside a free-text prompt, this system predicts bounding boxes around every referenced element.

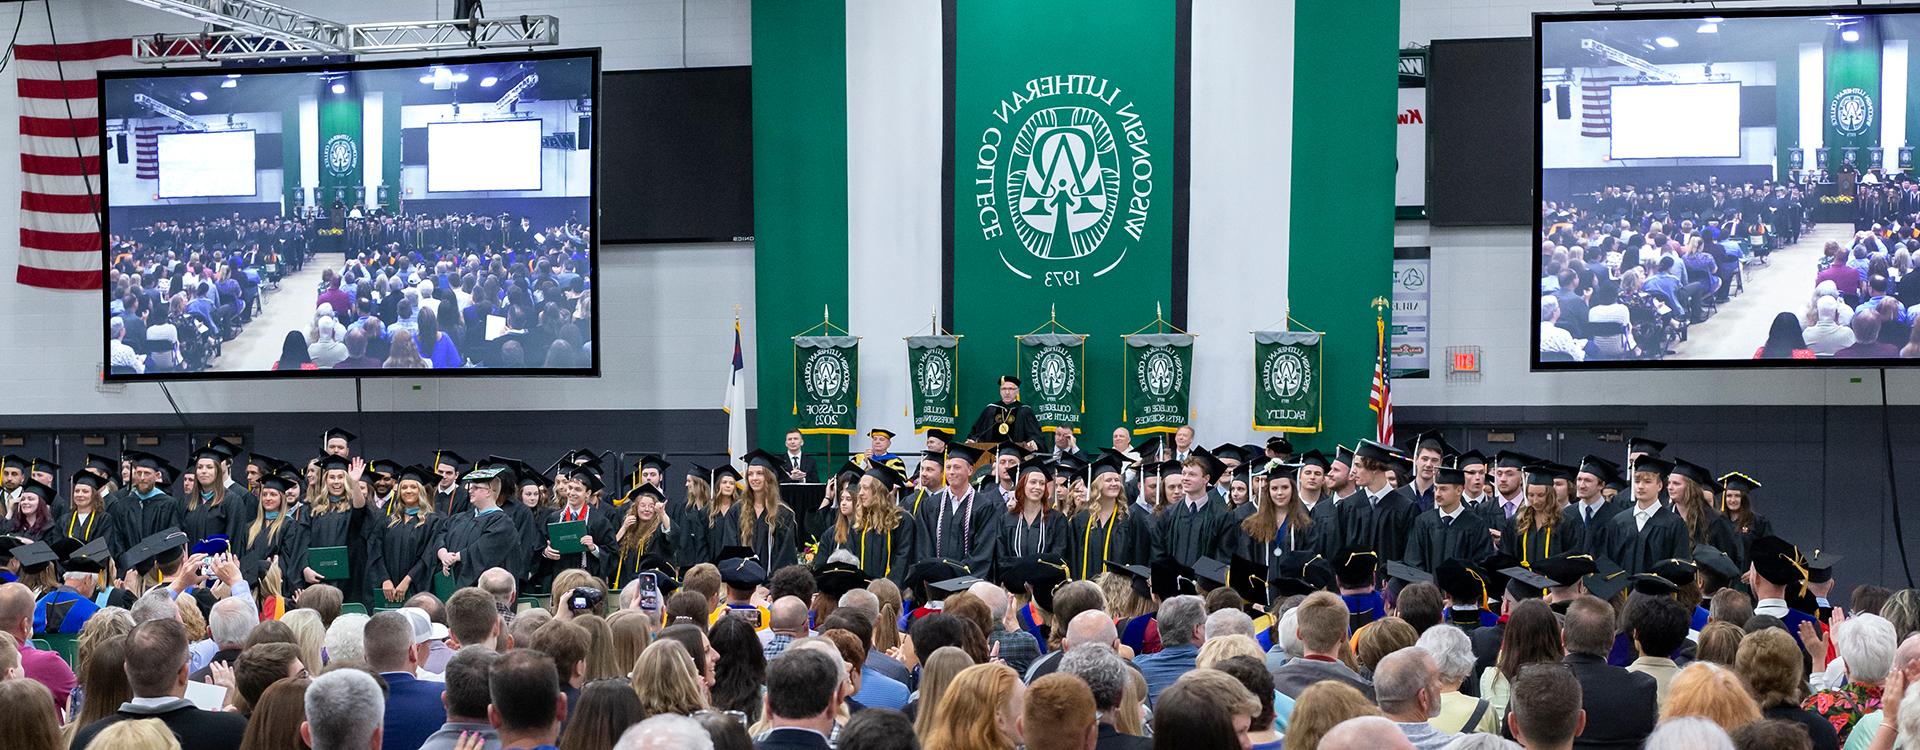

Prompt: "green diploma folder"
[548,520,588,554]
[309,546,348,580]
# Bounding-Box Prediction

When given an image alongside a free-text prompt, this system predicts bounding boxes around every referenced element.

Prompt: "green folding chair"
[516,596,544,613]
[340,602,368,616]
[40,633,78,665]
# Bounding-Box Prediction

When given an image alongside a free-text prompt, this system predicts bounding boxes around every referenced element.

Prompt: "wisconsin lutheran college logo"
[324,134,359,177]
[1030,346,1076,401]
[973,74,1153,286]
[1831,87,1875,137]
[803,348,852,401]
[1262,346,1311,400]
[916,349,952,400]
[1136,347,1182,398]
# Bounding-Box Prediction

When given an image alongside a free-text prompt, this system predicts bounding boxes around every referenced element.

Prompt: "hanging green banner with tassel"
[794,335,859,435]
[1017,333,1086,433]
[1122,332,1192,434]
[1253,330,1322,433]
[907,335,960,434]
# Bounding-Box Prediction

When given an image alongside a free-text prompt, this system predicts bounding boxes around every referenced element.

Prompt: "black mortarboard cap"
[636,454,671,474]
[1477,553,1521,599]
[1719,472,1761,496]
[1227,556,1269,606]
[868,428,897,440]
[430,450,469,470]
[1493,450,1534,470]
[1525,467,1556,487]
[832,459,863,486]
[1640,558,1698,594]
[567,466,606,493]
[563,449,603,472]
[1150,560,1200,599]
[13,541,57,571]
[1604,472,1631,493]
[395,464,436,486]
[813,561,872,599]
[314,454,352,474]
[248,453,282,474]
[514,461,550,489]
[998,554,1071,612]
[1584,560,1632,600]
[1089,449,1128,479]
[1334,445,1356,466]
[127,528,188,573]
[369,459,403,480]
[259,474,296,494]
[715,548,767,587]
[204,437,244,461]
[1106,562,1152,599]
[1354,440,1399,464]
[904,558,970,599]
[65,538,112,574]
[1409,430,1457,459]
[1270,552,1334,597]
[1016,455,1055,481]
[1266,436,1294,454]
[711,464,742,485]
[1530,554,1599,588]
[1456,449,1488,469]
[1210,444,1249,465]
[24,458,58,477]
[1385,560,1434,585]
[1297,449,1331,470]
[925,429,952,443]
[625,483,665,504]
[1670,459,1716,490]
[993,441,1031,460]
[1578,455,1620,481]
[1807,550,1843,584]
[1333,549,1378,589]
[1631,573,1680,596]
[1185,447,1227,480]
[1499,565,1559,593]
[1436,559,1491,607]
[125,451,166,471]
[1627,437,1667,457]
[1191,557,1230,589]
[942,442,987,467]
[1693,544,1741,582]
[1434,466,1466,485]
[1132,435,1168,463]
[864,464,909,493]
[1631,455,1675,476]
[740,449,782,475]
[999,374,1021,386]
[84,453,118,477]
[70,470,106,492]
[687,462,712,482]
[929,576,983,598]
[324,427,358,445]
[17,477,55,502]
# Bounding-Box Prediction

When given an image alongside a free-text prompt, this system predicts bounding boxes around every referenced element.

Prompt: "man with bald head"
[764,596,811,661]
[1374,648,1453,749]
[478,567,518,625]
[969,580,1041,673]
[0,582,74,706]
[1025,608,1121,682]
[1321,716,1416,750]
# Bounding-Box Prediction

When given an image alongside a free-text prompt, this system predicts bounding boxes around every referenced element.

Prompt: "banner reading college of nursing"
[1824,22,1881,173]
[1017,333,1086,433]
[907,336,960,434]
[1122,333,1192,434]
[945,0,1190,432]
[794,336,859,435]
[1253,331,1321,433]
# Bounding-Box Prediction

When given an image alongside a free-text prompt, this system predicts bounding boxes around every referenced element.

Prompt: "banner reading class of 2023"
[1017,333,1086,433]
[1253,331,1321,433]
[907,336,960,434]
[1122,333,1192,434]
[794,336,859,435]
[946,0,1189,432]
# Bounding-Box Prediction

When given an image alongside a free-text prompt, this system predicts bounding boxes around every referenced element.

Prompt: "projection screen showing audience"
[99,50,600,380]
[1535,9,1920,368]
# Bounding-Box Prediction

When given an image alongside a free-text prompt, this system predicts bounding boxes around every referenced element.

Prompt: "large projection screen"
[1535,7,1920,371]
[1609,83,1741,159]
[427,119,544,192]
[156,130,258,198]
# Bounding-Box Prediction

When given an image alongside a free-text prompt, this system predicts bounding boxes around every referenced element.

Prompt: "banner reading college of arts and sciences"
[1017,333,1086,433]
[1253,331,1321,433]
[907,336,960,434]
[794,336,859,435]
[1122,333,1192,434]
[944,0,1190,432]
[1824,22,1881,173]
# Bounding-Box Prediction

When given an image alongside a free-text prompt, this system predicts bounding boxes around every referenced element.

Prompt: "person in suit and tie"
[1559,596,1659,750]
[365,609,447,750]
[1562,456,1625,554]
[756,648,843,750]
[1600,456,1691,578]
[780,428,819,484]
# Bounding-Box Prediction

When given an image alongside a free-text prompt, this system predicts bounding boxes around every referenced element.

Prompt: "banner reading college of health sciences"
[944,0,1190,432]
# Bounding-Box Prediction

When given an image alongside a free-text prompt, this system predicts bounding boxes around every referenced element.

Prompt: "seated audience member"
[631,640,706,720]
[0,678,63,750]
[922,662,1022,750]
[446,588,506,651]
[230,642,305,715]
[1319,716,1416,750]
[302,669,385,750]
[1061,644,1149,750]
[1805,613,1898,744]
[1508,663,1584,750]
[1,582,75,708]
[1374,647,1455,750]
[1645,716,1737,750]
[555,679,642,750]
[490,650,566,750]
[1734,627,1838,750]
[364,610,447,750]
[1835,313,1900,358]
[834,708,917,750]
[88,717,183,750]
[1628,595,1691,706]
[613,714,713,750]
[1271,591,1373,699]
[1415,624,1498,736]
[1280,681,1379,750]
[1697,622,1747,666]
[1154,668,1259,750]
[1134,595,1206,705]
[1730,720,1816,750]
[1663,662,1763,734]
[1482,599,1564,719]
[1560,595,1659,748]
[71,619,248,750]
[419,648,502,750]
[1022,673,1099,750]
[238,677,310,750]
[1027,608,1120,683]
[1213,656,1285,748]
[759,649,846,750]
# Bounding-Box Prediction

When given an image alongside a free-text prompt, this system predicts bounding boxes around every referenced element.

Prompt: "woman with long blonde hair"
[1066,454,1151,580]
[1282,681,1381,750]
[921,662,1023,750]
[818,466,920,584]
[54,471,110,547]
[868,578,904,651]
[240,475,296,592]
[372,465,442,604]
[911,647,975,735]
[997,458,1068,558]
[605,609,652,676]
[1661,661,1762,733]
[1501,468,1570,566]
[1667,460,1741,553]
[713,452,798,566]
[182,444,234,545]
[631,639,708,719]
[606,484,674,590]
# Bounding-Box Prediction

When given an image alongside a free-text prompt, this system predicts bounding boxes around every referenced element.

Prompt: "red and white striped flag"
[1370,311,1394,446]
[1580,71,1624,139]
[15,39,132,290]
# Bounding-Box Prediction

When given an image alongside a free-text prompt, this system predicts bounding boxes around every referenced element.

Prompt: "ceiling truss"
[120,0,559,64]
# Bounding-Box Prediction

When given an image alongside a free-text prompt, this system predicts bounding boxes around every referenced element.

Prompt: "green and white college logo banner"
[1017,333,1086,433]
[1122,333,1192,434]
[907,336,960,434]
[794,336,859,435]
[1824,23,1880,172]
[1253,331,1322,433]
[945,0,1190,432]
[317,82,362,200]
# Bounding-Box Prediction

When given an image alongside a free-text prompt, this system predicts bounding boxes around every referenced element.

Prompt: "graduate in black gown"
[108,451,185,567]
[604,484,676,590]
[1498,468,1575,569]
[540,465,610,582]
[1561,456,1627,556]
[284,454,372,603]
[1401,465,1494,573]
[1066,450,1154,580]
[915,443,1004,575]
[508,466,560,596]
[1600,456,1692,578]
[1336,440,1421,565]
[371,466,445,604]
[1229,464,1323,584]
[812,461,862,559]
[52,471,112,550]
[1714,471,1771,567]
[1667,459,1742,569]
[1156,450,1238,569]
[237,474,298,594]
[6,479,58,542]
[964,375,1044,451]
[816,464,923,585]
[996,456,1070,563]
[432,464,525,589]
[709,450,799,568]
[182,445,241,549]
[668,462,725,571]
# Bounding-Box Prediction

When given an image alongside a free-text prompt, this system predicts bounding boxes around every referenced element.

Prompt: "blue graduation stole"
[1017,602,1048,655]
[1691,606,1711,633]
[1119,614,1157,655]
[1342,591,1386,623]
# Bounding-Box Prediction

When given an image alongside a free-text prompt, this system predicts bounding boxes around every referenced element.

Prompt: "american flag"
[1581,71,1625,139]
[1370,311,1394,446]
[15,39,132,290]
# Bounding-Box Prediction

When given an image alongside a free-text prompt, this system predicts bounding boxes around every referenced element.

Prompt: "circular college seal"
[916,350,952,400]
[802,348,852,401]
[1830,87,1875,138]
[1029,346,1076,401]
[1262,346,1312,400]
[1136,348,1183,398]
[324,134,359,178]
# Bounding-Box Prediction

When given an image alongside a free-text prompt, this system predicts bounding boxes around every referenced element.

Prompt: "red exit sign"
[1451,350,1479,373]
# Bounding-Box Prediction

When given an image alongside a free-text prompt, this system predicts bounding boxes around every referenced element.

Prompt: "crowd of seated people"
[106,215,314,375]
[1751,230,1920,359]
